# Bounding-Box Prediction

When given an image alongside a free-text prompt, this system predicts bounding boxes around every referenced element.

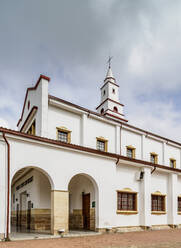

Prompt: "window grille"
[117,192,136,211]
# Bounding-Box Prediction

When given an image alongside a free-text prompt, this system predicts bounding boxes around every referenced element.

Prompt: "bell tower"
[96,61,128,122]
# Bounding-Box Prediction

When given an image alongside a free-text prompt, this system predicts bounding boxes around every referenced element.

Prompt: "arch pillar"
[51,190,69,235]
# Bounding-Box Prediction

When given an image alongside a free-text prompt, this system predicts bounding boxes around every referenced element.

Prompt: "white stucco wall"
[0,141,6,235]
[85,117,116,153]
[47,105,81,145]
[151,171,168,225]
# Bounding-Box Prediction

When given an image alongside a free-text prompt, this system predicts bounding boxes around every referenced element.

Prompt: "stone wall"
[11,209,51,232]
[69,208,95,231]
[69,209,83,229]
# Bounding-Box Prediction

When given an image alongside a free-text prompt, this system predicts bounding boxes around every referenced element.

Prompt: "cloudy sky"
[1,0,181,141]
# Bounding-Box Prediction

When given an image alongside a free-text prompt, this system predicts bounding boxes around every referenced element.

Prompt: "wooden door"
[27,201,31,230]
[82,193,90,230]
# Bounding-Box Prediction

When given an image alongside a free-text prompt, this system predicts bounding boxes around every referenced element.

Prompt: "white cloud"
[1,0,181,142]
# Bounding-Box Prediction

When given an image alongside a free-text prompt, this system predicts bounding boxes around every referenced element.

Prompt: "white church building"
[1,65,181,240]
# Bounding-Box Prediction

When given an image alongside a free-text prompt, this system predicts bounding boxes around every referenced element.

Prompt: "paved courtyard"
[1,229,181,248]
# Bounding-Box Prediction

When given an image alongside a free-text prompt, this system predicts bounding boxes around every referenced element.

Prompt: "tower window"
[150,153,158,164]
[112,88,115,94]
[103,90,106,95]
[96,137,108,152]
[113,106,118,113]
[170,158,176,168]
[57,127,71,143]
[126,146,136,159]
[101,108,104,115]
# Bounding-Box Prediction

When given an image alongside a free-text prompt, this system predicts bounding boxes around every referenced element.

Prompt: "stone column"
[167,173,178,227]
[51,190,69,235]
[140,167,151,228]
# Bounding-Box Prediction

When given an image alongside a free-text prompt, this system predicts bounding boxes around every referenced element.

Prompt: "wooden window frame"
[150,152,158,164]
[170,158,176,168]
[56,127,71,143]
[117,189,138,215]
[151,192,166,215]
[178,196,181,214]
[96,137,108,152]
[126,145,136,159]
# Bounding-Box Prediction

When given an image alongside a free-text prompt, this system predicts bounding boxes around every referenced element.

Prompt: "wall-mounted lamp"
[26,193,30,197]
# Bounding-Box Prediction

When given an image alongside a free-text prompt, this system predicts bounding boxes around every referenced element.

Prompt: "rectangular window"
[170,159,176,168]
[151,194,165,212]
[117,191,137,211]
[150,153,158,164]
[57,127,71,143]
[58,130,68,143]
[96,138,108,152]
[178,197,181,212]
[126,146,135,158]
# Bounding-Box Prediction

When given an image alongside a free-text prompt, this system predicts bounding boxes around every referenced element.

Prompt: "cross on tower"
[107,56,113,68]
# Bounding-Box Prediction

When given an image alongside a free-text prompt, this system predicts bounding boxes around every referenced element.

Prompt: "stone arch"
[68,173,99,231]
[11,166,53,234]
[11,165,54,190]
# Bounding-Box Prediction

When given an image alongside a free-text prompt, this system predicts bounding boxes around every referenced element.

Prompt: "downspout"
[151,166,156,174]
[116,157,120,165]
[2,132,10,241]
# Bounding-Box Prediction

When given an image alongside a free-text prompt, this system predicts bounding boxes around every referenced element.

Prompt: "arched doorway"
[11,167,53,234]
[68,174,98,231]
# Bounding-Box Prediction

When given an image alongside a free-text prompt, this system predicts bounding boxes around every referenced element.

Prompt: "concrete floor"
[10,230,100,241]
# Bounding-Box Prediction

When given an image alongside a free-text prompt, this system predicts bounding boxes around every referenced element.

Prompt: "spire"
[106,66,114,78]
[106,56,114,79]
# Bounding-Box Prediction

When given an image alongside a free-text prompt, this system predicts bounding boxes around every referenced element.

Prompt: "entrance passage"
[68,174,97,231]
[11,167,52,234]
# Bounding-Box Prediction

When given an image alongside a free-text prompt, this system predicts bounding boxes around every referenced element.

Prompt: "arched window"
[103,90,106,95]
[113,106,118,113]
[101,108,104,115]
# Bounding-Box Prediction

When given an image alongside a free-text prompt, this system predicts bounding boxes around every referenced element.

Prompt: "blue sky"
[1,0,181,141]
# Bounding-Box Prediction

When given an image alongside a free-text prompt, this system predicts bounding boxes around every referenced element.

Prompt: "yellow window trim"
[27,120,36,135]
[117,210,138,215]
[170,158,176,168]
[96,137,108,152]
[151,191,166,196]
[117,188,137,194]
[56,127,71,143]
[151,211,166,215]
[126,145,136,158]
[150,152,158,164]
